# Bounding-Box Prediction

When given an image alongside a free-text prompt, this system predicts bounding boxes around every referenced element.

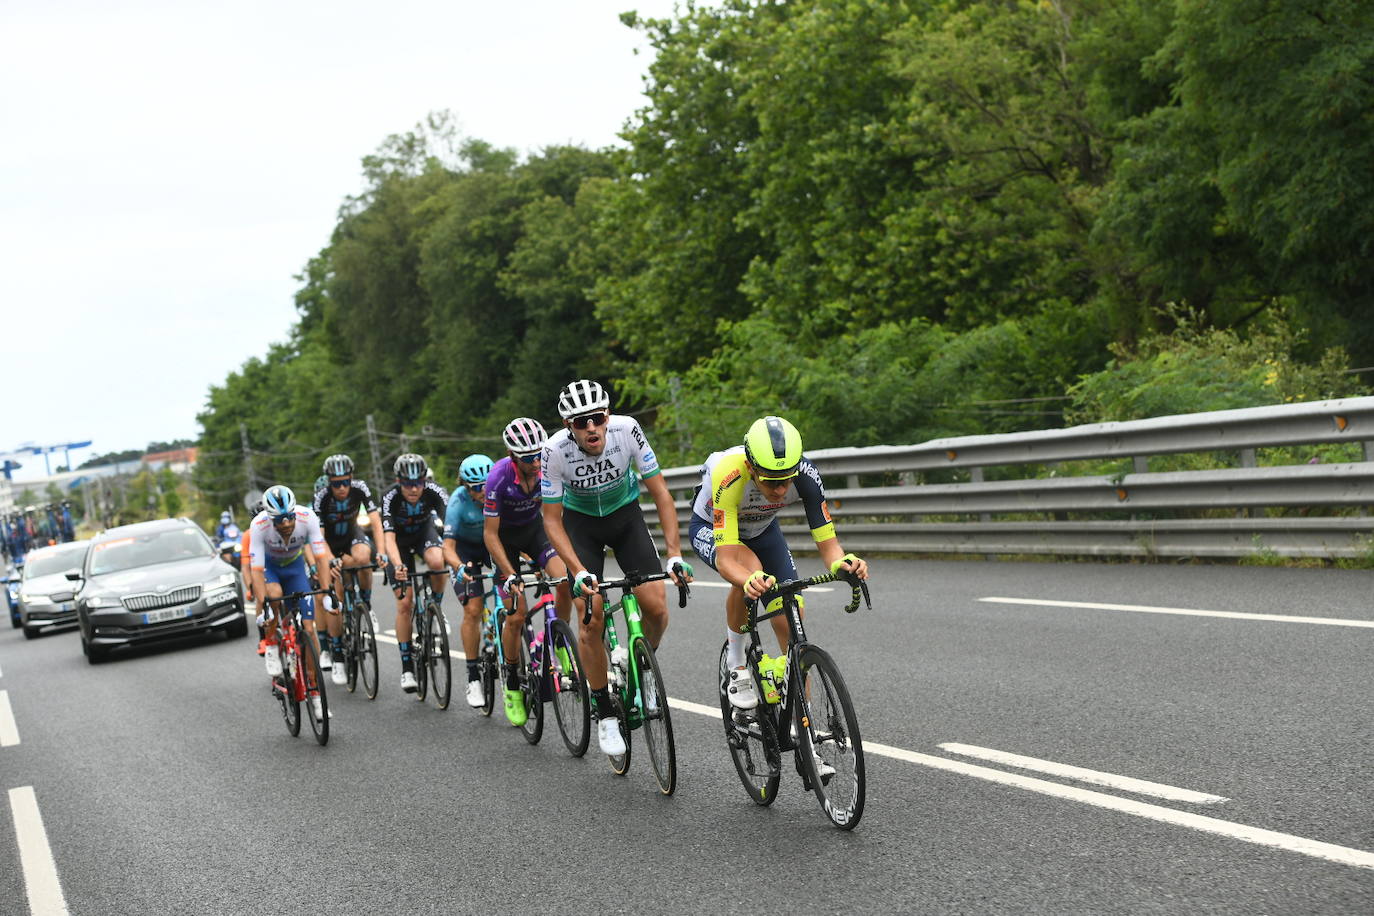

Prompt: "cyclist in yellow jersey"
[688,416,867,709]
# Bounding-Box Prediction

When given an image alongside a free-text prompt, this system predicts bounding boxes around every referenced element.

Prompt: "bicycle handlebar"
[747,570,870,616]
[581,567,691,625]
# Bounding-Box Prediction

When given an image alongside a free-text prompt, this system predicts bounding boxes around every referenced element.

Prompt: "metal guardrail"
[643,397,1374,560]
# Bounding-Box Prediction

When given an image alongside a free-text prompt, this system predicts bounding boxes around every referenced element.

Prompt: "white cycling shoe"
[465,680,484,708]
[727,667,758,709]
[597,717,627,756]
[331,662,347,686]
[318,649,333,671]
[400,670,418,693]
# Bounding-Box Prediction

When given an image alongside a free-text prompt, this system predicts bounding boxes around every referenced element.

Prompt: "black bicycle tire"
[280,631,302,737]
[550,619,590,757]
[605,693,631,775]
[631,636,675,795]
[303,629,330,746]
[413,603,429,701]
[344,601,360,694]
[794,645,864,829]
[429,605,452,710]
[716,642,780,806]
[518,629,543,745]
[359,604,379,701]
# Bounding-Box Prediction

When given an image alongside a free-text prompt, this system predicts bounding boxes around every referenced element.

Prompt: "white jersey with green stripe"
[541,415,661,517]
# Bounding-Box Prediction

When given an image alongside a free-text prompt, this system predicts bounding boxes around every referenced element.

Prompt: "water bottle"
[758,654,781,705]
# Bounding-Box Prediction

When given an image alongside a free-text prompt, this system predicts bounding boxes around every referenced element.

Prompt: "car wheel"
[9,613,19,629]
[226,614,248,640]
[22,626,38,640]
[81,632,107,664]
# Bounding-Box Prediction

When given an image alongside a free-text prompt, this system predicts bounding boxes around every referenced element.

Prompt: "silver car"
[75,518,247,663]
[18,540,90,639]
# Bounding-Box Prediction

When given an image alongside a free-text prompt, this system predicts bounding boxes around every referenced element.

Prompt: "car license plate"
[60,602,73,613]
[143,606,192,625]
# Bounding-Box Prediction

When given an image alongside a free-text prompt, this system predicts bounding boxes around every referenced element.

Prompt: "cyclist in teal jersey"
[541,379,691,755]
[443,453,495,708]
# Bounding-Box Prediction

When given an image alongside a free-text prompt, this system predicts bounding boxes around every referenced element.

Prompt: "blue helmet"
[459,454,494,485]
[263,485,296,519]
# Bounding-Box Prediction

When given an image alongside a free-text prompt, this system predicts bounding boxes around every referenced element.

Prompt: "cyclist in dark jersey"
[313,454,386,685]
[379,452,448,694]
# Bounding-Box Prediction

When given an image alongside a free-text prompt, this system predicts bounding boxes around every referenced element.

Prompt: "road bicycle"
[334,560,381,700]
[718,570,869,829]
[584,567,689,795]
[509,570,589,756]
[265,588,331,746]
[392,563,452,709]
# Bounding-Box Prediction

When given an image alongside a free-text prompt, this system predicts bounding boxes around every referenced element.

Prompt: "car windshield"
[89,528,213,576]
[24,545,88,579]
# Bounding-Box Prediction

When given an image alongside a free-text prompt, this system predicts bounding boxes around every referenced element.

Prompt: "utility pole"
[239,423,256,501]
[366,415,384,493]
[668,375,692,455]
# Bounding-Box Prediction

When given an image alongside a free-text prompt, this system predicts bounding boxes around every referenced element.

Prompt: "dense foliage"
[197,0,1374,499]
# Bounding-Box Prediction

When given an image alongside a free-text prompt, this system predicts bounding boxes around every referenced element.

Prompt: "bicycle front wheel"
[631,636,675,795]
[344,605,360,694]
[794,645,863,829]
[358,605,379,700]
[303,631,329,746]
[550,619,589,757]
[480,611,498,717]
[716,643,779,806]
[428,608,452,710]
[278,642,301,738]
[413,611,429,701]
[518,633,543,745]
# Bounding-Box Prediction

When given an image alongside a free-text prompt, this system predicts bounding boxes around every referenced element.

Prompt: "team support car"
[17,540,90,639]
[75,518,247,663]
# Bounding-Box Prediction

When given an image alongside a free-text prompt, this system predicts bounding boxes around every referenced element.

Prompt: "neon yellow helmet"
[743,416,803,480]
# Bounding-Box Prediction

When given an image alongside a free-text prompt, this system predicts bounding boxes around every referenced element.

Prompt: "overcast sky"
[1,0,678,480]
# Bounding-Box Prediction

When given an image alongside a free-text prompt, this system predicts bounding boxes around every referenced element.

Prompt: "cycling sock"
[504,663,520,691]
[399,641,412,667]
[332,636,343,654]
[592,687,614,719]
[466,660,480,681]
[726,627,746,669]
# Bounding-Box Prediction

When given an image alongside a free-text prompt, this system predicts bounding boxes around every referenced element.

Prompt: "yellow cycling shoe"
[503,688,527,727]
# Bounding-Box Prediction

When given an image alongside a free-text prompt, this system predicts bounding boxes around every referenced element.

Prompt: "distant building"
[142,447,199,473]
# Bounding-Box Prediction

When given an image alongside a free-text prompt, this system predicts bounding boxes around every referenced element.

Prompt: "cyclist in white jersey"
[541,379,691,756]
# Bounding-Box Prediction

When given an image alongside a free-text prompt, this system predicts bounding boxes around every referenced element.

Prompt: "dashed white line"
[663,699,1373,870]
[0,690,19,747]
[938,743,1228,804]
[980,597,1374,629]
[9,786,69,915]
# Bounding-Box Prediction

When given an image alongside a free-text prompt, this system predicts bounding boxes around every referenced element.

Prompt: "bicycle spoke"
[795,646,863,829]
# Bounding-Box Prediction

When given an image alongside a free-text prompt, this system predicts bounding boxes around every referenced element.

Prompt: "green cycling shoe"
[503,688,527,726]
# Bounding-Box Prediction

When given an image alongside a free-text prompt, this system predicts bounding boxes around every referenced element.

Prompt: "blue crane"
[0,440,94,479]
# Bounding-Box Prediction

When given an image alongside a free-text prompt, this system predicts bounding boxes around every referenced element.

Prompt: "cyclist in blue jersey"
[380,452,449,694]
[541,379,691,756]
[483,418,572,726]
[442,453,496,708]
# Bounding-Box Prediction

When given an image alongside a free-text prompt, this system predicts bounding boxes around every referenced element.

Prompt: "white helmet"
[556,379,610,419]
[502,417,547,456]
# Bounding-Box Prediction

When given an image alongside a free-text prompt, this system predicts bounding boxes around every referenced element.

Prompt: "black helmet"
[393,453,428,480]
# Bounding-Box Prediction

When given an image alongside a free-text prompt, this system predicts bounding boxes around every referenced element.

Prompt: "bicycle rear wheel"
[303,630,330,746]
[717,643,779,806]
[279,632,302,737]
[518,633,543,745]
[794,645,863,829]
[358,605,379,700]
[428,607,452,710]
[550,619,589,757]
[631,636,675,795]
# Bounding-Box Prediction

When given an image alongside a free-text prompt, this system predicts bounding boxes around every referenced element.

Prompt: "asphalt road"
[1,558,1372,915]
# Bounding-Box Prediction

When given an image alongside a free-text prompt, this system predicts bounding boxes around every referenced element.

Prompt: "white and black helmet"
[502,417,547,456]
[263,485,296,519]
[323,454,354,477]
[393,453,428,480]
[556,379,610,419]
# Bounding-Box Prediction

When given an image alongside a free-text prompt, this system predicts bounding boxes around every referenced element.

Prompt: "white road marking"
[938,743,1228,804]
[0,690,19,747]
[374,632,467,661]
[664,698,1373,870]
[8,786,69,915]
[980,597,1374,629]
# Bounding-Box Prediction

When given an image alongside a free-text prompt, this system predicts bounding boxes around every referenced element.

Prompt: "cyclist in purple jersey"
[482,418,572,726]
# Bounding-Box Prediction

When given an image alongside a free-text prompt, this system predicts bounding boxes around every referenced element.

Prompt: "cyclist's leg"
[564,514,610,690]
[530,521,572,624]
[357,532,376,599]
[455,541,488,682]
[422,544,447,607]
[747,522,799,654]
[393,542,418,682]
[611,503,668,646]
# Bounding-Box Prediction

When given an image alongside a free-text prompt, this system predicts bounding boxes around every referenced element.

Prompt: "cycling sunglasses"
[571,411,609,430]
[328,478,351,489]
[466,483,484,492]
[515,453,541,464]
[271,513,295,524]
[400,478,425,488]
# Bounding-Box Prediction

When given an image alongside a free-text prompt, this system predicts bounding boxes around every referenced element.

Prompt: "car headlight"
[210,573,237,589]
[86,595,108,609]
[21,593,53,607]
